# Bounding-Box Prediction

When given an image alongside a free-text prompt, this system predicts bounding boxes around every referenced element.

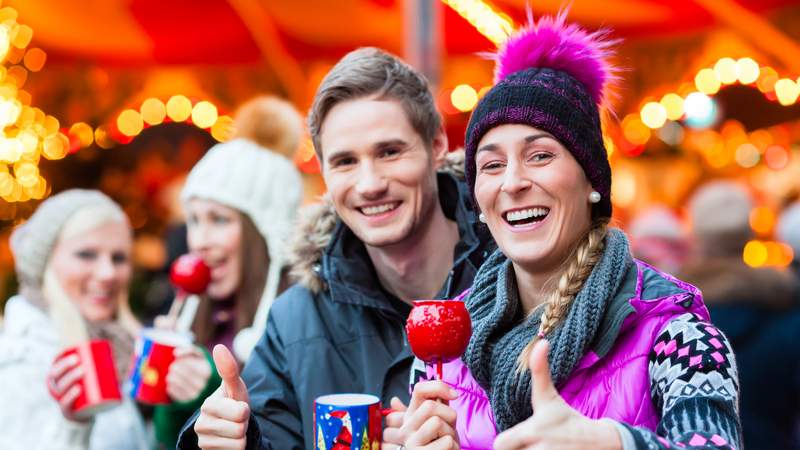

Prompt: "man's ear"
[431,125,449,170]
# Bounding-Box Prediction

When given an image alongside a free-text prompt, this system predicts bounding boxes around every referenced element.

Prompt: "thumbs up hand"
[493,340,622,450]
[194,345,251,450]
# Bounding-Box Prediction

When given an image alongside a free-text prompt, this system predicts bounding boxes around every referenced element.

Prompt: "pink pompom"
[490,10,620,106]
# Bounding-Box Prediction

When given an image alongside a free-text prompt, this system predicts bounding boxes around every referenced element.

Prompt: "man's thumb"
[213,344,248,402]
[529,339,558,409]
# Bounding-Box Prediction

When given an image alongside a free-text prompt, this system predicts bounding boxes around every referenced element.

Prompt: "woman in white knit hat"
[152,99,304,449]
[0,189,147,450]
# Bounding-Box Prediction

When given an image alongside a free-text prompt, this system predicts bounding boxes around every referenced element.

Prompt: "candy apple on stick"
[166,254,211,332]
[405,300,472,379]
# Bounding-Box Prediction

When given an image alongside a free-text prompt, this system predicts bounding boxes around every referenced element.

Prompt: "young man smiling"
[178,48,493,450]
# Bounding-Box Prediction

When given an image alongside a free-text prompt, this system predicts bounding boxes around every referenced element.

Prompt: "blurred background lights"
[450,84,478,112]
[749,206,775,235]
[734,143,760,168]
[69,122,94,147]
[117,108,144,137]
[713,57,738,84]
[764,145,789,170]
[694,68,721,94]
[622,114,651,146]
[140,98,167,125]
[640,102,667,129]
[683,92,719,129]
[191,101,218,128]
[743,240,768,267]
[166,95,192,122]
[656,121,684,146]
[23,47,46,72]
[735,58,760,84]
[660,93,684,121]
[757,67,779,93]
[774,79,799,106]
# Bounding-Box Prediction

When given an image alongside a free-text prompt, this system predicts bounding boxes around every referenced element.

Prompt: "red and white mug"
[51,339,122,420]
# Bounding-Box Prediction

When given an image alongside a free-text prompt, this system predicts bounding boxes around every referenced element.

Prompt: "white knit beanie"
[181,139,303,360]
[777,202,800,256]
[10,189,126,289]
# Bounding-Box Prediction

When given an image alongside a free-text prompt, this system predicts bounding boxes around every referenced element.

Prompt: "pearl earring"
[589,191,601,203]
[479,213,487,223]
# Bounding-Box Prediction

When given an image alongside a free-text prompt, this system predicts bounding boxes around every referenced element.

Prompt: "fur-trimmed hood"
[287,151,471,294]
[679,257,798,310]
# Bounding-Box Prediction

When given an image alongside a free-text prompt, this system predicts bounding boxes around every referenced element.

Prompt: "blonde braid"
[516,219,609,372]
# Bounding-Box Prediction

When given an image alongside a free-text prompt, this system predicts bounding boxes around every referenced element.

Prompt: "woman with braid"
[383,13,741,450]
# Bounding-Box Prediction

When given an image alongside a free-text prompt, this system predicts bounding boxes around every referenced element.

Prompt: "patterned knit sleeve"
[617,312,742,450]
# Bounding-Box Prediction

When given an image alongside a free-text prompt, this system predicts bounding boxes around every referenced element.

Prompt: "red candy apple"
[406,300,472,379]
[169,254,211,295]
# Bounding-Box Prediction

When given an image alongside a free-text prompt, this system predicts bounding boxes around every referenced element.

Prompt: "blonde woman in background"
[0,189,147,450]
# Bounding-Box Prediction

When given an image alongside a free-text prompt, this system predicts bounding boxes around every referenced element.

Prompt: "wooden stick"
[175,294,200,334]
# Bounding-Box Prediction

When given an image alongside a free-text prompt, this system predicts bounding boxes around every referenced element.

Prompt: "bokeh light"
[622,114,651,146]
[210,115,235,142]
[756,67,779,93]
[23,48,46,72]
[140,98,167,125]
[713,58,738,84]
[743,240,768,267]
[117,109,144,137]
[735,58,759,84]
[660,93,684,120]
[191,101,218,128]
[69,122,94,147]
[734,143,760,168]
[683,92,718,129]
[749,207,775,234]
[451,84,478,112]
[764,145,789,170]
[774,79,799,106]
[694,69,721,95]
[166,95,192,122]
[640,102,667,129]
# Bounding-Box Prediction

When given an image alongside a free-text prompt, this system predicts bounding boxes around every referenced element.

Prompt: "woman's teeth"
[361,202,398,216]
[505,207,549,225]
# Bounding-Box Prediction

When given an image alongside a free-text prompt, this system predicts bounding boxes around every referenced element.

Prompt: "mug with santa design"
[314,393,382,450]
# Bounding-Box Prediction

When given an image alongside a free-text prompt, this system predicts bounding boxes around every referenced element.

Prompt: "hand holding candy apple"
[405,300,471,379]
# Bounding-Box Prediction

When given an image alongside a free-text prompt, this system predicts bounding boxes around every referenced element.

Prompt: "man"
[178,47,493,450]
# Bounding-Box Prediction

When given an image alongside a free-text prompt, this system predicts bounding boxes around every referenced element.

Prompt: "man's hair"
[308,47,441,161]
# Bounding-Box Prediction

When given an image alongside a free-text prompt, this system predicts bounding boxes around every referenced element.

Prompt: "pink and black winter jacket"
[410,260,741,450]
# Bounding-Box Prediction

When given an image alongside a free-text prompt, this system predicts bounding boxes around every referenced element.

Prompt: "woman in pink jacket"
[384,13,741,450]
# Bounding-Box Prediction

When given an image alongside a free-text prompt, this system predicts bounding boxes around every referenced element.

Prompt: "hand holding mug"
[381,397,407,449]
[394,380,460,450]
[47,353,87,422]
[166,345,212,402]
[195,344,250,450]
[492,340,622,450]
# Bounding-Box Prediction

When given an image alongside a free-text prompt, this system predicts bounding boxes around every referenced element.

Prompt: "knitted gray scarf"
[462,228,633,431]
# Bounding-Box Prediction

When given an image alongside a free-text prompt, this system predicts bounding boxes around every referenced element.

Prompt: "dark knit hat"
[464,13,618,218]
